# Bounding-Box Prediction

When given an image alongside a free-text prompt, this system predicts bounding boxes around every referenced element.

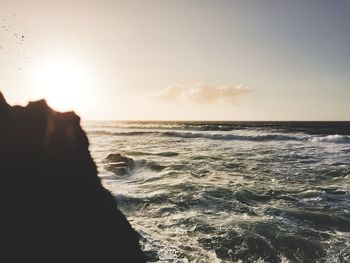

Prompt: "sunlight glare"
[35,56,93,112]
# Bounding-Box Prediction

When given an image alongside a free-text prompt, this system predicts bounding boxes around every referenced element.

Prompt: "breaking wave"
[311,134,350,144]
[89,129,350,144]
[162,131,307,142]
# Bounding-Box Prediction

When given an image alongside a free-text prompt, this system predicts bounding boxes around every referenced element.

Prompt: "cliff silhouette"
[0,93,146,262]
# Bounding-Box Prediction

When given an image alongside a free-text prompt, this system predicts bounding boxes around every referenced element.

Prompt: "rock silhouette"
[0,93,146,262]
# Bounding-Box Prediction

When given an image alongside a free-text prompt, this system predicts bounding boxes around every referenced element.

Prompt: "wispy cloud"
[148,85,184,101]
[149,84,250,103]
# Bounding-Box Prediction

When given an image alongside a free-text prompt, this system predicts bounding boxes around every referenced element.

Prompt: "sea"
[84,121,350,263]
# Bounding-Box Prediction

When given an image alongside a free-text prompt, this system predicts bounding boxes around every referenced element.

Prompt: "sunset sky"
[0,0,349,120]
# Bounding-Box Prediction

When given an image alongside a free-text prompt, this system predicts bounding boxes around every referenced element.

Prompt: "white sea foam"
[310,134,350,144]
[89,128,350,145]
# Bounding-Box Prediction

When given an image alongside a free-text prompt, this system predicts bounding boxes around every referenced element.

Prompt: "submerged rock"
[146,161,166,172]
[105,153,149,176]
[106,153,135,169]
[105,153,135,175]
[0,93,146,262]
[107,163,131,176]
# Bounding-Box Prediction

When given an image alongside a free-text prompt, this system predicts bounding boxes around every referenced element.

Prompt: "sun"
[35,56,93,113]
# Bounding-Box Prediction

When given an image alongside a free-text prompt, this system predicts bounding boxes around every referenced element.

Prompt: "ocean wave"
[90,129,306,141]
[310,134,350,144]
[162,131,306,142]
[88,130,151,136]
[124,150,179,157]
[86,121,350,135]
[85,123,242,131]
[89,129,350,144]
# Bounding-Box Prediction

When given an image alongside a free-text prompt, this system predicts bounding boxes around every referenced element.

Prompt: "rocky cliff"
[0,93,146,262]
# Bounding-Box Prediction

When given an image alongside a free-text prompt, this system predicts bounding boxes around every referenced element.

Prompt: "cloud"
[148,85,184,101]
[187,84,249,103]
[149,84,250,103]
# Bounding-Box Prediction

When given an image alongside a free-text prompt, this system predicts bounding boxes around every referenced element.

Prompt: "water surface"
[84,121,350,262]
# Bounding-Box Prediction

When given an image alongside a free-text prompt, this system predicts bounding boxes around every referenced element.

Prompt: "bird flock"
[1,13,44,71]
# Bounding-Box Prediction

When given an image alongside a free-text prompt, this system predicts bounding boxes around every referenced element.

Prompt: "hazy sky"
[0,0,349,120]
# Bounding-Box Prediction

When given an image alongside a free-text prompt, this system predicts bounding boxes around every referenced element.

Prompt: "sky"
[0,0,349,121]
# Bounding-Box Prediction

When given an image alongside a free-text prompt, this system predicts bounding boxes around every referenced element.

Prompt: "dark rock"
[106,153,135,168]
[147,161,166,172]
[105,153,136,175]
[0,93,146,262]
[106,164,131,176]
[144,250,160,262]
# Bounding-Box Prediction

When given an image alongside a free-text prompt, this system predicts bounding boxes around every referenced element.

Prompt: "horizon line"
[82,119,350,122]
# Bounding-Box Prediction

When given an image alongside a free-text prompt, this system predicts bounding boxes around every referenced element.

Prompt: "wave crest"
[311,135,350,144]
[88,129,350,144]
[162,131,306,142]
